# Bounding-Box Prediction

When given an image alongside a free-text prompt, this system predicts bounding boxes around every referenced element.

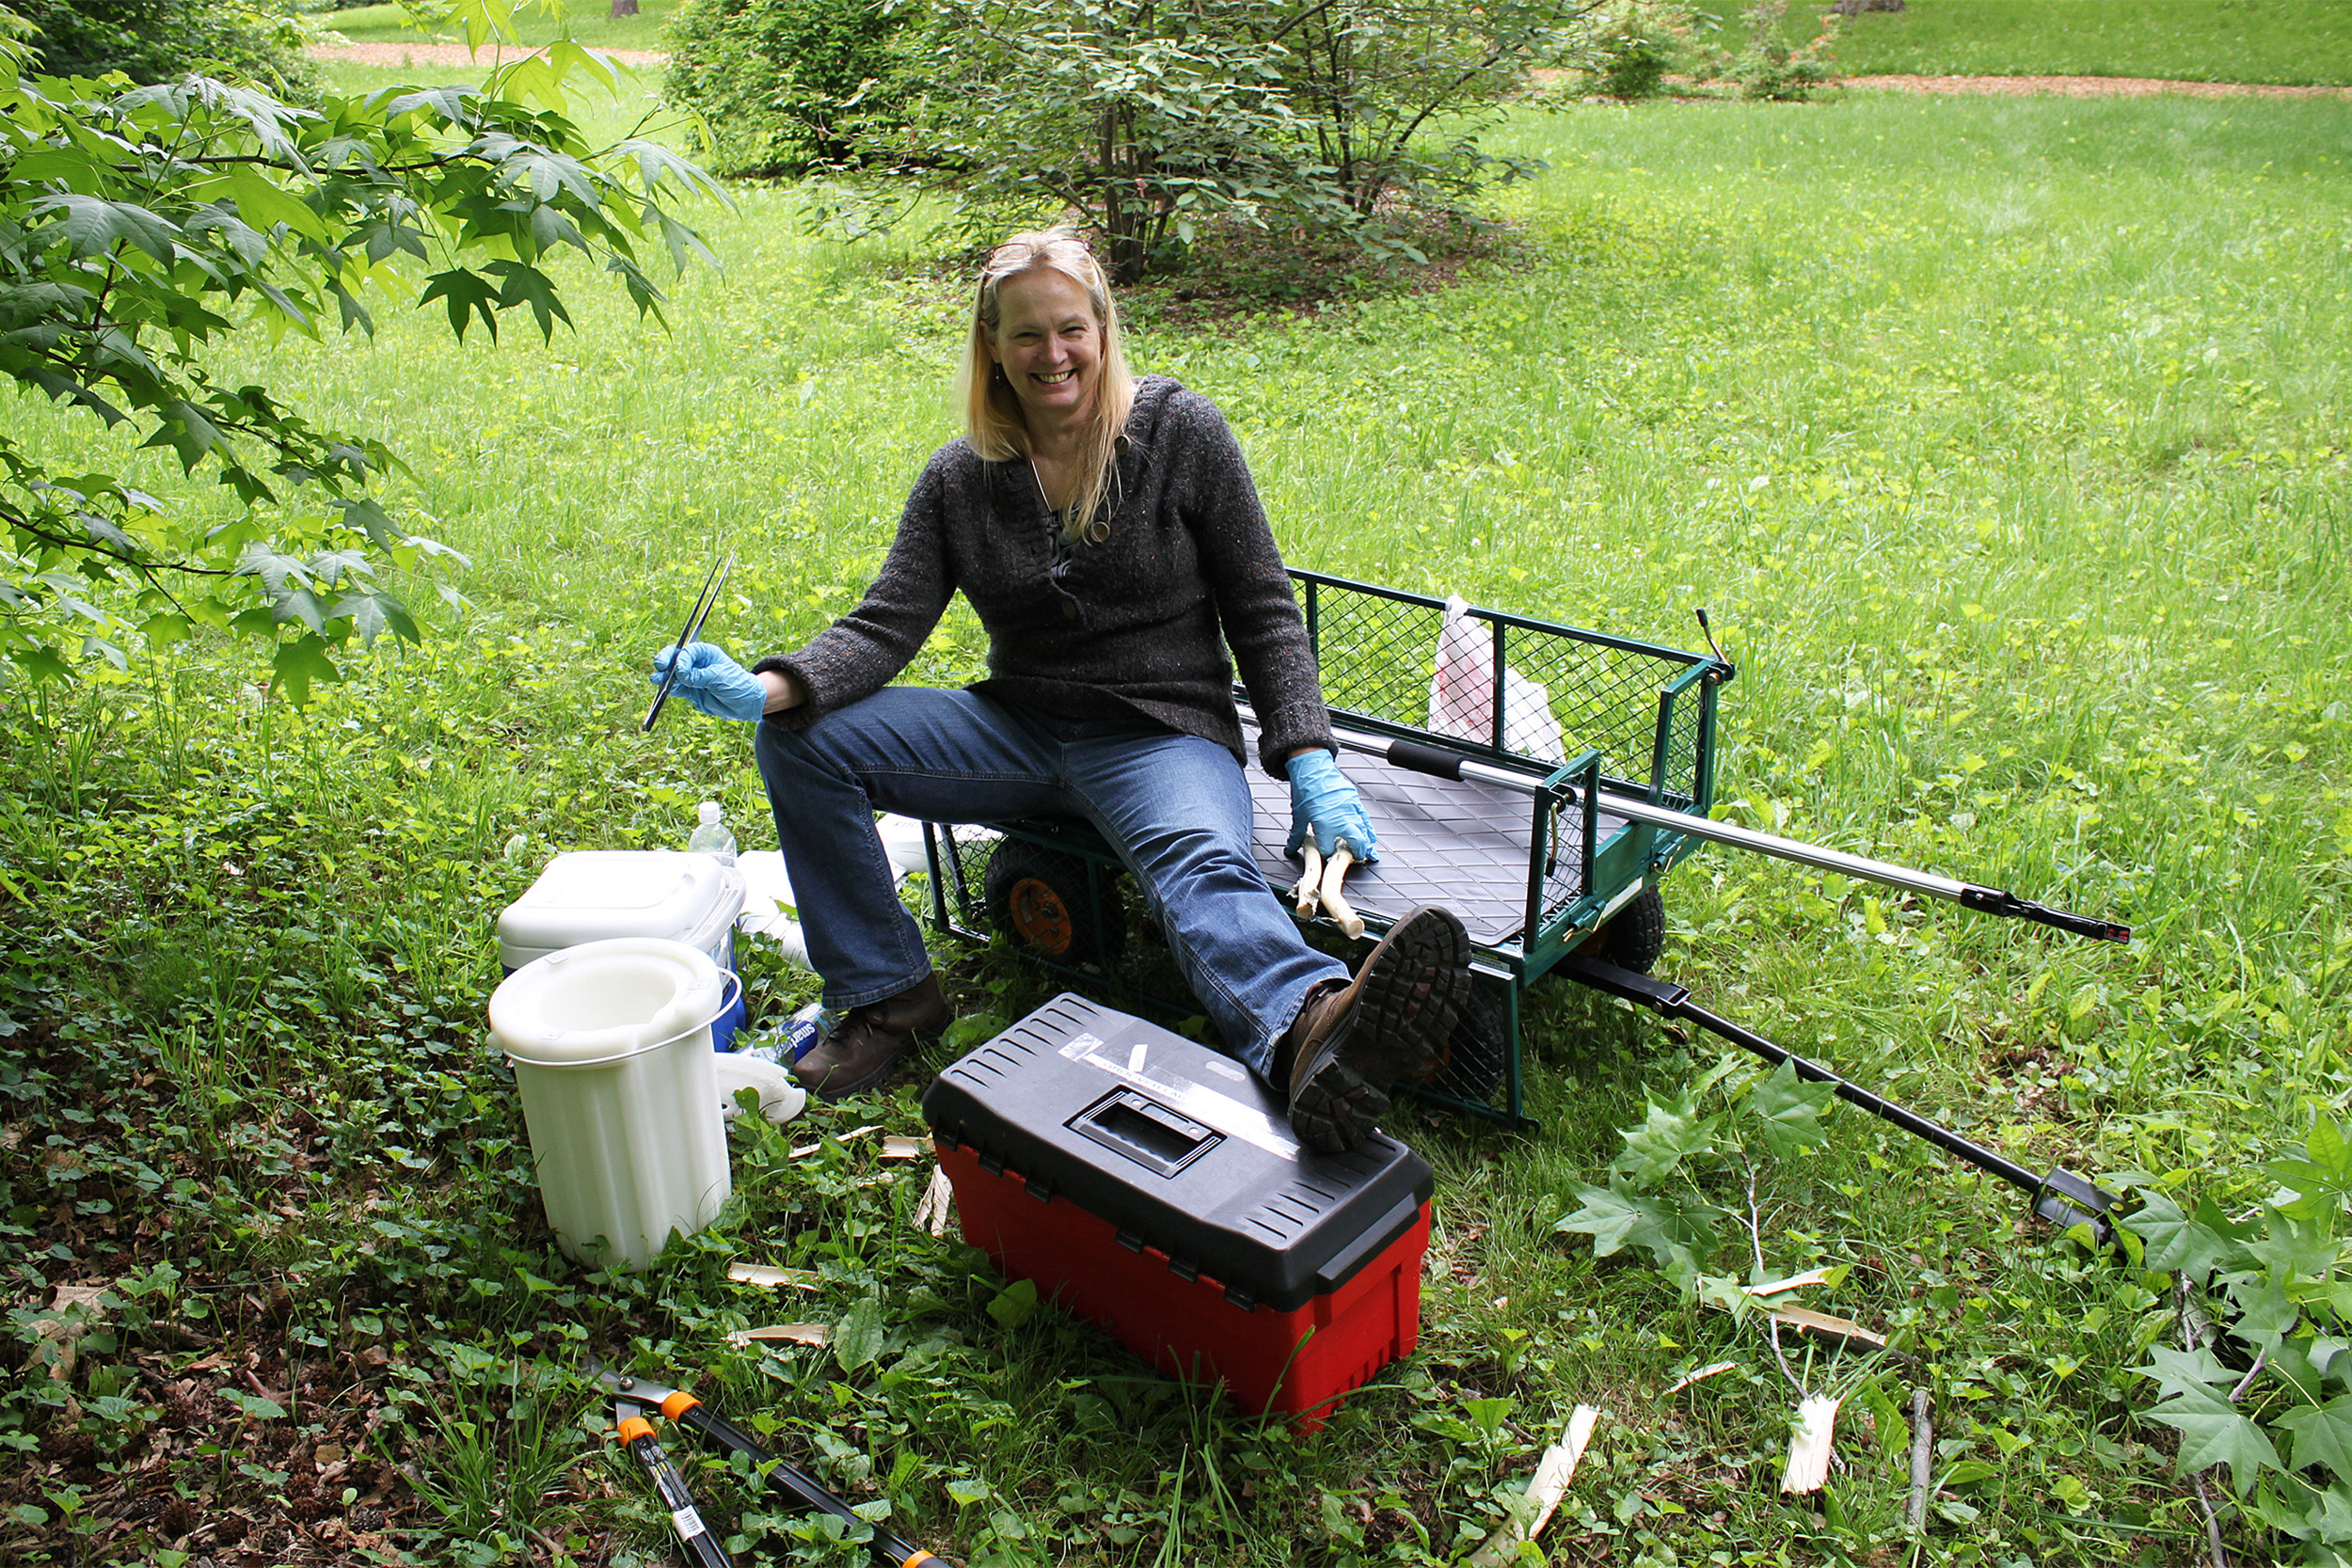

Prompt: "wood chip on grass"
[913,1166,956,1237]
[1663,1361,1738,1396]
[725,1263,820,1291]
[1782,1393,1841,1494]
[725,1323,831,1349]
[1468,1404,1599,1566]
[791,1124,881,1159]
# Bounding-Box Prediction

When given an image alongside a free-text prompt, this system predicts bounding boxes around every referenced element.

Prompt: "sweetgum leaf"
[2279,1396,2352,1481]
[1743,1058,1835,1159]
[1612,1093,1718,1185]
[2125,1192,2253,1281]
[2143,1383,2281,1495]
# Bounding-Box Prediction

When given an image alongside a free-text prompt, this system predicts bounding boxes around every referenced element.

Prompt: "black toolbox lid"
[920,994,1434,1313]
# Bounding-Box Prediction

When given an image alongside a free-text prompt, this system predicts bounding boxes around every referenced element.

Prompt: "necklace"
[1029,454,1112,545]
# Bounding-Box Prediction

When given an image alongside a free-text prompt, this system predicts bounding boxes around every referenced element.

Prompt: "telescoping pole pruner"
[1350,726,2132,945]
[591,1358,952,1568]
[614,1398,735,1568]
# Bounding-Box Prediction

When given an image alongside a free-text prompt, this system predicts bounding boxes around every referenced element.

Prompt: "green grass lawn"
[321,0,681,53]
[3,62,2350,1568]
[1695,0,2352,86]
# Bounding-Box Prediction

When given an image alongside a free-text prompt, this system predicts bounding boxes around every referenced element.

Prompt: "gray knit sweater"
[754,376,1335,776]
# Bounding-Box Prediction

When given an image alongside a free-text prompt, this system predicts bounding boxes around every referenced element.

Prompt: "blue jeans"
[753,688,1343,1076]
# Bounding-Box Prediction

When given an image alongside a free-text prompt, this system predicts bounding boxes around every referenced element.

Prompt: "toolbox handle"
[1311,1194,1421,1293]
[1069,1089,1222,1179]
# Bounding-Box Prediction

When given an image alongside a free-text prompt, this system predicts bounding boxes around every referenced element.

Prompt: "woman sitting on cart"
[653,227,1470,1155]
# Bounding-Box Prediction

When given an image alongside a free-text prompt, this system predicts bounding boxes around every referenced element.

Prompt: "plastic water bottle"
[688,800,738,867]
[740,1001,832,1066]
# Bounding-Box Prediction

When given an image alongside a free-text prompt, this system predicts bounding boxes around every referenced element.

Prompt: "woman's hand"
[649,641,767,721]
[1284,751,1378,862]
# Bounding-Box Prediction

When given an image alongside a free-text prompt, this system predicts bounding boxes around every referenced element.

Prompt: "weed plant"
[1,75,2349,1565]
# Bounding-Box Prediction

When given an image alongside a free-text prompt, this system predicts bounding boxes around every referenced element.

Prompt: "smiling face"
[985,266,1103,433]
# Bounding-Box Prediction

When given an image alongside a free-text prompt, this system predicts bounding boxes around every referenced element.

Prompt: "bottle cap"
[698,800,723,825]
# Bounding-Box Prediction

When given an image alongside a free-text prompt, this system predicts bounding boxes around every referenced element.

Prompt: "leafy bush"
[1719,0,1836,101]
[13,0,323,99]
[1576,0,1692,101]
[661,0,921,175]
[850,0,1571,281]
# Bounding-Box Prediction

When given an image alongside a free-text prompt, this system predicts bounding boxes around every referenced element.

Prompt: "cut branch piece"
[1294,846,1324,914]
[1905,1387,1932,1536]
[1319,845,1365,937]
[1468,1404,1598,1567]
[881,1135,927,1161]
[1781,1393,1841,1495]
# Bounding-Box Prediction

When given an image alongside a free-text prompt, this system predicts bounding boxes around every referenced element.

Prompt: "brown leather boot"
[790,974,951,1101]
[1279,906,1470,1155]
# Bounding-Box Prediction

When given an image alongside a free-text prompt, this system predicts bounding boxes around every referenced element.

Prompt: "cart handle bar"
[1355,731,2130,945]
[1556,953,2122,1246]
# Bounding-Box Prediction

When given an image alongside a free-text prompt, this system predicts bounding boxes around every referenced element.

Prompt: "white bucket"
[488,937,734,1270]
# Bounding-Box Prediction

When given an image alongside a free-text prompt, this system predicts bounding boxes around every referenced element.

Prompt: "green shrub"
[1578,0,1692,102]
[14,0,321,99]
[661,0,920,176]
[1720,0,1836,101]
[819,0,1567,282]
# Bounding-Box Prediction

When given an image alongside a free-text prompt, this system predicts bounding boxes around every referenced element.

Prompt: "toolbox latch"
[1025,1173,1057,1203]
[1068,1088,1223,1180]
[1168,1258,1199,1282]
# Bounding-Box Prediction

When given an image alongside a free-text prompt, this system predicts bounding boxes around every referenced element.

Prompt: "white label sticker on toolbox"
[1060,1034,1299,1161]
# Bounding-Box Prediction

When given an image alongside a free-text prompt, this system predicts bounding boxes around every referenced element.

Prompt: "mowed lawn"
[2,67,2349,1566]
[1703,0,2352,86]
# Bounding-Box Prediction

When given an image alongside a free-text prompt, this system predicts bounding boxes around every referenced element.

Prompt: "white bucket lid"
[489,937,726,1068]
[498,852,741,958]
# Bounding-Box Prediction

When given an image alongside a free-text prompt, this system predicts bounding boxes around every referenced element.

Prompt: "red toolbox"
[920,994,1433,1431]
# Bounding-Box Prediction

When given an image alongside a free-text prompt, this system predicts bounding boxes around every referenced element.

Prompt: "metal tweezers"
[643,550,734,732]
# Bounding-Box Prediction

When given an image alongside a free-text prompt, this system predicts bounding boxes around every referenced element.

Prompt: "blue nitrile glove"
[1284,751,1378,863]
[650,641,766,722]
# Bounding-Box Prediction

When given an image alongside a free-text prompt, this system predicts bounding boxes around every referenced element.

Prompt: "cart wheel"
[1588,884,1665,974]
[983,840,1124,965]
[1409,983,1508,1103]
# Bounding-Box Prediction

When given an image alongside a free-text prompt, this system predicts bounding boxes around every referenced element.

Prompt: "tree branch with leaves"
[0,1,722,700]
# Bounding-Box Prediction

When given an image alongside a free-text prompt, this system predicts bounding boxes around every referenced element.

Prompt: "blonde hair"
[956,227,1136,541]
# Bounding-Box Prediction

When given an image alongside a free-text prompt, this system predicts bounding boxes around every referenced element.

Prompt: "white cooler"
[499,851,748,1051]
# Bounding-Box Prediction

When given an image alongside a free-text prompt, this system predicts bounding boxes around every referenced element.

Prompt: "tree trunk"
[611,0,639,16]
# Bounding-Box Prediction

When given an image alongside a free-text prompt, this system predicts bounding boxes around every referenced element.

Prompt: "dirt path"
[1844,72,2351,100]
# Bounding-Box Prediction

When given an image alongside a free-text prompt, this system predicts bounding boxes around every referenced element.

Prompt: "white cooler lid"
[500,851,744,970]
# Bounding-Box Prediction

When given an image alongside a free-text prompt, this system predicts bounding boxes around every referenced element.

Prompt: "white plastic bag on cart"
[1429,594,1566,762]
